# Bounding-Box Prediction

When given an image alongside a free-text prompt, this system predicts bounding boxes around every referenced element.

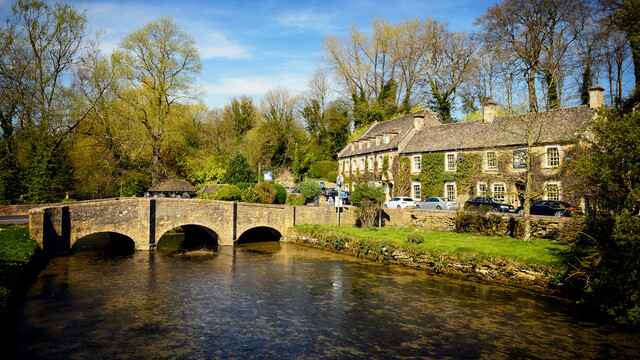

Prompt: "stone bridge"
[28,198,356,254]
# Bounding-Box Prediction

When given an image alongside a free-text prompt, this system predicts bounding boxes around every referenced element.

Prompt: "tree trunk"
[526,71,538,113]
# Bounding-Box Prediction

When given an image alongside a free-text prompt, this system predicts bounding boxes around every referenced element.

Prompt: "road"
[0,215,29,225]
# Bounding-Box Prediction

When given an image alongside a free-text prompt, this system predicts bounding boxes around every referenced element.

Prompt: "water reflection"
[9,242,640,359]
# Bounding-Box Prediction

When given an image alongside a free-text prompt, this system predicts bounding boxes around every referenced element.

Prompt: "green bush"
[326,171,338,183]
[273,183,287,204]
[455,211,505,236]
[309,160,337,179]
[241,187,260,203]
[407,232,424,245]
[215,184,242,201]
[286,193,306,205]
[298,179,322,200]
[235,182,256,190]
[254,182,277,204]
[221,152,257,184]
[121,172,151,197]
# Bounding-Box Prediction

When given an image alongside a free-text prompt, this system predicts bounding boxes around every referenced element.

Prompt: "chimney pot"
[483,100,499,124]
[589,85,605,109]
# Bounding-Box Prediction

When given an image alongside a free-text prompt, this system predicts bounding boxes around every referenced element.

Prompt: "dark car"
[325,190,351,205]
[515,200,579,217]
[464,196,515,213]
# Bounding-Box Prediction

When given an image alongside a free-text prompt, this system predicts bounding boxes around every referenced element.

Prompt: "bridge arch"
[155,223,219,251]
[237,226,282,244]
[72,231,135,254]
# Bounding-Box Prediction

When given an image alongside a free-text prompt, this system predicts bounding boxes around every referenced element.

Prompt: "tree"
[221,152,256,185]
[0,0,100,203]
[257,87,302,168]
[351,182,385,229]
[223,95,258,138]
[603,0,640,91]
[118,17,201,183]
[298,179,322,201]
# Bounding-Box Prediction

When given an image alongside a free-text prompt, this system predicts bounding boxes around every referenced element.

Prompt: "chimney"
[483,100,499,124]
[589,85,604,109]
[413,112,425,130]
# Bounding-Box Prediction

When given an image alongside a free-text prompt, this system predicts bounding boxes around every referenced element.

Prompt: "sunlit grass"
[294,225,570,269]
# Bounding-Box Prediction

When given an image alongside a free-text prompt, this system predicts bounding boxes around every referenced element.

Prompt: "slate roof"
[337,110,440,158]
[401,105,594,154]
[196,184,225,194]
[148,179,196,193]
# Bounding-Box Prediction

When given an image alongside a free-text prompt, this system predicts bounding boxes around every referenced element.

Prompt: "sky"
[0,0,498,109]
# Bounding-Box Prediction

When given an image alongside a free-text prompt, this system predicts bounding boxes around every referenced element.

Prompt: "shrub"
[273,183,287,204]
[351,182,385,229]
[286,193,306,205]
[298,179,322,200]
[455,211,505,236]
[309,160,337,179]
[221,152,257,184]
[326,171,338,183]
[254,182,277,204]
[215,184,242,201]
[407,232,424,245]
[121,172,151,197]
[241,187,260,203]
[235,182,256,190]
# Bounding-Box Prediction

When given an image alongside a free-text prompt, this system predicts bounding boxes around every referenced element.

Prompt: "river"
[8,240,640,359]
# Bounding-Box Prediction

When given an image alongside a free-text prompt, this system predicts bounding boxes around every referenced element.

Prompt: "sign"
[319,181,325,189]
[263,170,273,182]
[338,193,347,199]
[336,174,344,186]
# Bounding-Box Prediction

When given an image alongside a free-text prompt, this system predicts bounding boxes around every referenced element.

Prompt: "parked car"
[515,200,579,217]
[463,196,514,213]
[325,189,351,205]
[383,197,416,209]
[415,197,461,210]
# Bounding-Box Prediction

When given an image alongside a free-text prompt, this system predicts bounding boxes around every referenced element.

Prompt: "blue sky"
[1,0,497,109]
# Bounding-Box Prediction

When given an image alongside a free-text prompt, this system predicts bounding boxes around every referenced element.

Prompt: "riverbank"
[287,225,574,295]
[0,225,39,339]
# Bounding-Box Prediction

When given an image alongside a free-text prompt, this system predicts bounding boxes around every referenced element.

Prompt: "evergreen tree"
[221,152,256,184]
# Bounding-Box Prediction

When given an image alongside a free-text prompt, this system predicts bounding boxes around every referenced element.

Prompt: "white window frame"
[412,154,421,173]
[485,150,498,171]
[351,144,354,151]
[360,158,365,171]
[477,182,487,197]
[368,156,374,171]
[492,182,507,203]
[358,141,362,150]
[345,160,350,172]
[378,155,383,170]
[444,181,457,200]
[351,159,356,173]
[445,152,457,172]
[345,183,350,192]
[376,136,380,145]
[412,181,422,201]
[545,181,561,201]
[383,134,389,144]
[545,145,561,168]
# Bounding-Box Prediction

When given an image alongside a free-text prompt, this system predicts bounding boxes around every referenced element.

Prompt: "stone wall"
[293,205,357,227]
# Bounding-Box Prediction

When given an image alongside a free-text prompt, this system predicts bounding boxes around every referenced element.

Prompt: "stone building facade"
[337,87,604,207]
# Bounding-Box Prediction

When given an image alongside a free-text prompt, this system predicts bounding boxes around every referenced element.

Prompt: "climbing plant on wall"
[391,157,411,196]
[417,152,481,198]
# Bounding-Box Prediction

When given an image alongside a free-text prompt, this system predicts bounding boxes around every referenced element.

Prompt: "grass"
[294,224,572,270]
[0,225,39,332]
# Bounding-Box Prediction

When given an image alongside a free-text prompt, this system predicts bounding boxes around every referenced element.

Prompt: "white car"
[415,197,461,210]
[383,197,416,209]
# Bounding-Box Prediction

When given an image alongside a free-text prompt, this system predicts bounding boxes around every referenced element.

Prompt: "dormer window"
[351,144,354,151]
[383,134,389,144]
[358,142,362,150]
[376,136,380,145]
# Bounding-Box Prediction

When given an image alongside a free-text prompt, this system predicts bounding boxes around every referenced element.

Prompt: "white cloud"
[191,31,250,60]
[275,9,338,33]
[199,73,310,108]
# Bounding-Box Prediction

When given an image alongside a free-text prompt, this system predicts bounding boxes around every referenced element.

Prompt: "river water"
[8,241,640,359]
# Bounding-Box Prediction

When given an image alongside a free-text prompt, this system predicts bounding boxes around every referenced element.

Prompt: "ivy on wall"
[417,152,481,199]
[391,157,411,196]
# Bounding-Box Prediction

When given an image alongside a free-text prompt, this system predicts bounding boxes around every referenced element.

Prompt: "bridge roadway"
[28,197,355,254]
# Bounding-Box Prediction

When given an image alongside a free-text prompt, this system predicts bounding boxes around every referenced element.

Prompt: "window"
[445,152,457,171]
[545,182,560,201]
[345,183,350,192]
[360,158,365,171]
[351,144,354,151]
[378,155,383,170]
[376,136,380,145]
[513,149,526,169]
[485,151,497,170]
[412,182,421,201]
[546,146,561,167]
[444,181,457,199]
[493,183,506,203]
[368,156,374,171]
[412,155,421,173]
[351,159,356,173]
[358,141,362,150]
[477,182,487,197]
[367,140,371,148]
[345,160,350,172]
[384,134,389,144]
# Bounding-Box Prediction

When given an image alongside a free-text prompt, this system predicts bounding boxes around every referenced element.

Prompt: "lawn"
[294,224,571,270]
